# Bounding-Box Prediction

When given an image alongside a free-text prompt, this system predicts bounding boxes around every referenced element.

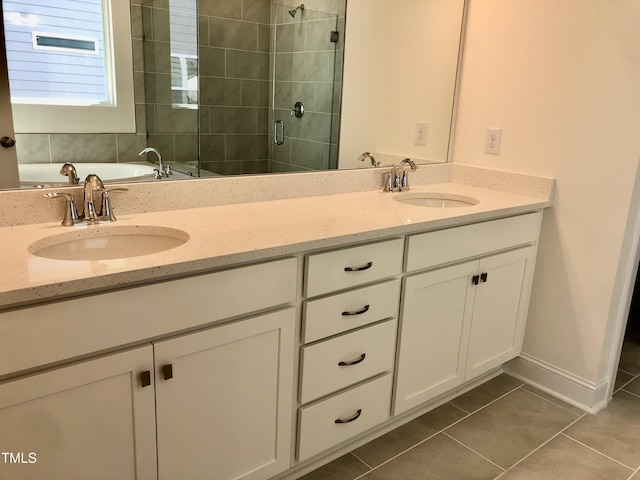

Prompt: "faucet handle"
[381,168,395,192]
[101,188,128,222]
[44,192,80,226]
[400,170,411,190]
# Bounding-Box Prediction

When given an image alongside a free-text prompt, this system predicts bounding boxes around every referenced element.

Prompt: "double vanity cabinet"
[0,209,543,480]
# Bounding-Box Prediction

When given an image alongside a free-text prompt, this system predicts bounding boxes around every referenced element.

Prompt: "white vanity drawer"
[297,373,392,461]
[305,239,403,297]
[302,279,401,343]
[299,319,396,404]
[406,212,542,272]
[0,257,298,377]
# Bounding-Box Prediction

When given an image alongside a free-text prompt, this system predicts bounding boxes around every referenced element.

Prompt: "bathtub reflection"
[19,163,166,187]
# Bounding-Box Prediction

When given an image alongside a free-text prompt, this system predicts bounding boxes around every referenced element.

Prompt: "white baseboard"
[503,354,610,414]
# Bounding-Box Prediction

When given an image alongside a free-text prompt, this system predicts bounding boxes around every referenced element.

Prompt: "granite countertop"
[0,180,552,309]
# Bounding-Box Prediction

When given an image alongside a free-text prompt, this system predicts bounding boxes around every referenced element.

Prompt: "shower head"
[289,4,304,18]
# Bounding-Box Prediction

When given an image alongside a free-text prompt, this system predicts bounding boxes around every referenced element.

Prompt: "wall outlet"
[485,128,502,154]
[414,122,428,146]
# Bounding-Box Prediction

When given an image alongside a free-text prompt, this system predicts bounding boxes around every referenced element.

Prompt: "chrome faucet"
[44,173,127,226]
[358,152,379,167]
[382,158,418,192]
[59,162,80,185]
[138,147,170,179]
[83,174,105,223]
[399,158,418,191]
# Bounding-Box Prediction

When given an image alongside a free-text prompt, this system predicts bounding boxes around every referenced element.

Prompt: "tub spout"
[138,147,169,178]
[59,162,80,185]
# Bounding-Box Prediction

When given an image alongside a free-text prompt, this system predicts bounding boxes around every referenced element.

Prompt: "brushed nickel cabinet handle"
[335,409,362,424]
[338,353,366,366]
[344,262,373,272]
[341,305,370,316]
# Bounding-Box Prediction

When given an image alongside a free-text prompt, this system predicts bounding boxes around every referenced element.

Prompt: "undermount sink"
[29,225,190,261]
[394,192,479,208]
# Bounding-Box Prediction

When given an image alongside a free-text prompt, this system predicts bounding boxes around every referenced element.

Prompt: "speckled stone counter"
[0,164,554,309]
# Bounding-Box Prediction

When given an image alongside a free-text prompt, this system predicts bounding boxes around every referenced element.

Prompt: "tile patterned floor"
[300,338,640,480]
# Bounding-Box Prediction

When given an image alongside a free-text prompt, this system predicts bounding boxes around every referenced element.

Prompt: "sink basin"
[29,226,190,261]
[394,192,479,208]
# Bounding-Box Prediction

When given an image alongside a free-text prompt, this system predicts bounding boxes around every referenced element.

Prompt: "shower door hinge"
[330,31,339,43]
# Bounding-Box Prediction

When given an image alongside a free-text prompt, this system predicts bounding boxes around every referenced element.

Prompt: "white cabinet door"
[154,309,295,480]
[465,246,537,379]
[395,246,537,414]
[0,346,157,480]
[394,261,477,415]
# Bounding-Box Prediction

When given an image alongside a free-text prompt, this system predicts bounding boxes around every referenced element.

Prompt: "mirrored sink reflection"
[394,192,479,208]
[29,226,190,261]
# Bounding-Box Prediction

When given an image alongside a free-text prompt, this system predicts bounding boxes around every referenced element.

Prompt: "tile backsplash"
[15,134,148,165]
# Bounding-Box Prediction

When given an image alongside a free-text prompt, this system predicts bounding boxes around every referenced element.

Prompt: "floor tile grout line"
[559,433,636,471]
[621,389,640,400]
[519,385,584,417]
[450,381,525,419]
[351,404,486,479]
[626,466,640,480]
[352,430,444,480]
[449,401,472,415]
[442,431,506,472]
[617,367,640,377]
[354,384,525,480]
[349,452,372,471]
[491,411,586,478]
[616,375,639,393]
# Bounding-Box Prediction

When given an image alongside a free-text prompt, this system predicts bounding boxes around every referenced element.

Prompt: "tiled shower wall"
[270,1,346,172]
[197,0,272,175]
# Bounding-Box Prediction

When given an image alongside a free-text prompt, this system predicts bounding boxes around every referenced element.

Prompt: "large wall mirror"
[0,0,466,190]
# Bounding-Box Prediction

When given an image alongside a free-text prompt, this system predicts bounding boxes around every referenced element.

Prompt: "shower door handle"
[274,120,285,145]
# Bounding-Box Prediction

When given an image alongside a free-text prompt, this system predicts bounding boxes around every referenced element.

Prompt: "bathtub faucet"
[59,162,80,185]
[138,147,170,179]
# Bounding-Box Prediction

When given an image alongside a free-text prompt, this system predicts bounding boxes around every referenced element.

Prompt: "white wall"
[339,0,464,169]
[452,0,640,387]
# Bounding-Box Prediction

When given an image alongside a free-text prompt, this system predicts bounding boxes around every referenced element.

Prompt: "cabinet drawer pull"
[472,275,480,286]
[334,409,362,424]
[338,353,366,366]
[162,364,173,381]
[341,305,370,316]
[480,272,488,283]
[344,262,373,272]
[140,370,152,388]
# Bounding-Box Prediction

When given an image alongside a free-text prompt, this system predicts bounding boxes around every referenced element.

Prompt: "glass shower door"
[270,4,340,172]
